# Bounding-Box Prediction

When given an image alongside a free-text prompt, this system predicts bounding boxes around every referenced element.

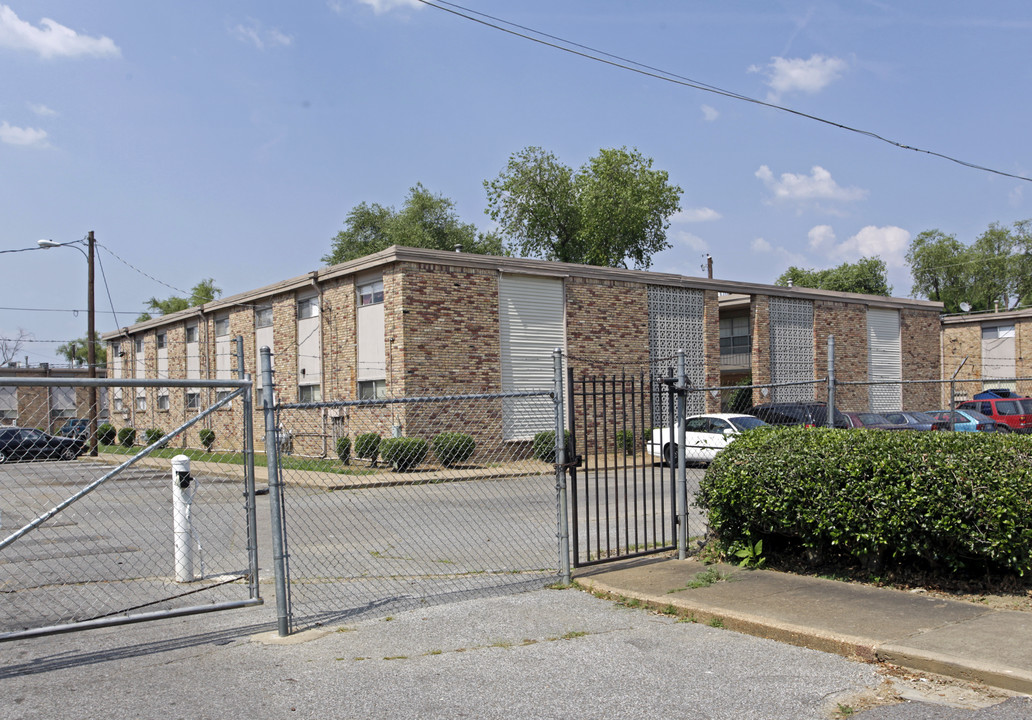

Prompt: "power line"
[94,241,190,296]
[418,0,1032,183]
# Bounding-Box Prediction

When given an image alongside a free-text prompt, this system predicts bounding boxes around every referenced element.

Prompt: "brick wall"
[750,295,770,406]
[901,308,941,410]
[814,300,868,411]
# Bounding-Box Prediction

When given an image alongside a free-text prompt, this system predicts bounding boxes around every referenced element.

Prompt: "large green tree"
[775,257,891,296]
[323,183,504,265]
[905,220,1031,313]
[136,278,222,322]
[56,337,107,367]
[484,146,683,269]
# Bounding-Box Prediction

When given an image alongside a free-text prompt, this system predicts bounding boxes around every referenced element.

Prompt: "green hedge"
[355,433,381,461]
[143,428,166,447]
[532,430,571,463]
[98,422,117,446]
[380,437,429,472]
[199,429,216,451]
[432,432,476,467]
[699,427,1032,575]
[117,427,136,448]
[336,436,351,464]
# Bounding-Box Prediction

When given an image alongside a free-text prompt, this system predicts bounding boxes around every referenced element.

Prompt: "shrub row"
[336,432,476,471]
[98,423,215,451]
[699,427,1032,575]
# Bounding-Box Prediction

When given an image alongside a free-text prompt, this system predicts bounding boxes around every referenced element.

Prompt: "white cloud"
[749,54,846,102]
[0,121,47,146]
[674,207,722,223]
[751,237,772,253]
[674,230,709,252]
[355,0,423,13]
[0,4,119,59]
[1010,185,1024,206]
[756,165,868,204]
[833,225,910,268]
[28,102,57,117]
[232,20,293,50]
[701,104,719,122]
[807,224,835,250]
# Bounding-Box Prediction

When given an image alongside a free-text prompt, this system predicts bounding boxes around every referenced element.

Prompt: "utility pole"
[87,231,97,457]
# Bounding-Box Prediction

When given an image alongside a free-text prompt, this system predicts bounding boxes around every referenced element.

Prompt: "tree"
[775,257,891,296]
[56,337,107,367]
[0,328,31,365]
[905,230,970,313]
[484,146,683,269]
[323,183,504,265]
[136,279,222,322]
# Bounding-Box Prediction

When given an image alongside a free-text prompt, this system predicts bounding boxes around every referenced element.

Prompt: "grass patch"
[708,617,725,629]
[98,443,381,476]
[667,568,736,593]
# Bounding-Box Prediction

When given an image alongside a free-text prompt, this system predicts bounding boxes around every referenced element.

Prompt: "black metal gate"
[567,370,678,567]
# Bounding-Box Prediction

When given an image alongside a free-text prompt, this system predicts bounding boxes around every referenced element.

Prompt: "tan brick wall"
[901,308,941,410]
[814,300,868,412]
[750,295,770,406]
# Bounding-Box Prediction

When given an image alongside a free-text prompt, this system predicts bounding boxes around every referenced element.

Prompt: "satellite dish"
[959,302,971,312]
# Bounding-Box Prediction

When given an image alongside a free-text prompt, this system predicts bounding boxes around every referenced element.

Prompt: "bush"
[380,437,429,472]
[199,428,216,451]
[117,427,136,448]
[98,422,117,446]
[143,428,166,447]
[699,427,1032,576]
[354,432,381,461]
[532,430,571,463]
[432,432,476,467]
[335,436,351,464]
[615,427,652,454]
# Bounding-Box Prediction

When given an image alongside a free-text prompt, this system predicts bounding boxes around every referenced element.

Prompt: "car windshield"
[1020,399,1032,414]
[963,410,993,422]
[907,411,937,423]
[857,413,889,425]
[730,416,766,431]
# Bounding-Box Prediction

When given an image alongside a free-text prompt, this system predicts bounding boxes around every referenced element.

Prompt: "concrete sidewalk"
[574,556,1032,695]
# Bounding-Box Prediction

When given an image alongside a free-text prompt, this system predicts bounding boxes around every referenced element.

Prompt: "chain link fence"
[0,378,260,640]
[269,390,563,633]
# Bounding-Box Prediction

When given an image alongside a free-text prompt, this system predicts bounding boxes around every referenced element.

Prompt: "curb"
[877,644,1032,696]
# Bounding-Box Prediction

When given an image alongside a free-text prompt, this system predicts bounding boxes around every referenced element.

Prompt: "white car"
[647,413,767,465]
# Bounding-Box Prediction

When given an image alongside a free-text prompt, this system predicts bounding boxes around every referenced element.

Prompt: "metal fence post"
[237,337,260,602]
[260,347,291,636]
[827,335,836,428]
[676,349,688,560]
[553,349,571,585]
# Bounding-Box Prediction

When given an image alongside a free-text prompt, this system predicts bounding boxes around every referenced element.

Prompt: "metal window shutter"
[867,308,901,411]
[499,275,564,440]
[982,325,1016,391]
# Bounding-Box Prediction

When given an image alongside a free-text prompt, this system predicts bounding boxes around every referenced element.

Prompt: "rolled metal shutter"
[867,308,901,412]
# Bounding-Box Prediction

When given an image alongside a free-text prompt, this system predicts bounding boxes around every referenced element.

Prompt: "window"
[216,390,234,404]
[114,396,124,412]
[358,280,384,306]
[0,386,17,423]
[186,392,200,411]
[297,296,319,320]
[156,332,167,349]
[185,324,198,343]
[357,379,386,400]
[719,316,751,355]
[215,315,230,336]
[135,393,146,411]
[298,385,322,403]
[255,305,273,328]
[134,336,144,354]
[157,393,170,411]
[50,386,77,421]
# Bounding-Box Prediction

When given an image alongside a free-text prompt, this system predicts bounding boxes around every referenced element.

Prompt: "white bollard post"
[171,454,196,582]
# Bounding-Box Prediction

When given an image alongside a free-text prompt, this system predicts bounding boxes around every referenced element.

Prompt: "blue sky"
[3,1,1031,365]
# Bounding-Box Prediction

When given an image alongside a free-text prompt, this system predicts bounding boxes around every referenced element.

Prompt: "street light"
[38,231,97,457]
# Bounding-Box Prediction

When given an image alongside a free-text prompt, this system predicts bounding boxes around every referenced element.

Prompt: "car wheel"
[0,450,6,464]
[663,443,678,466]
[62,446,78,461]
[996,426,1011,434]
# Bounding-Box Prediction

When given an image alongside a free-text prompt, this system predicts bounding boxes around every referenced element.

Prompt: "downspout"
[309,272,328,459]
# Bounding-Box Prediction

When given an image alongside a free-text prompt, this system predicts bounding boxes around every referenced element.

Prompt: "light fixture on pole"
[38,232,97,457]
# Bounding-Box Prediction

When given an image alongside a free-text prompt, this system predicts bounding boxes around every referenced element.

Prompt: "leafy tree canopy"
[775,257,891,296]
[484,146,683,270]
[56,337,107,367]
[905,220,1031,313]
[136,278,221,323]
[323,183,504,265]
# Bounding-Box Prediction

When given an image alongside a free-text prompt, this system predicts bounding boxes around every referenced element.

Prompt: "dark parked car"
[879,411,949,432]
[840,411,914,431]
[0,426,85,463]
[746,402,849,429]
[58,418,90,441]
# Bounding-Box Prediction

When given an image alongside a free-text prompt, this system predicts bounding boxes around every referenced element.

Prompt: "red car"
[957,394,1032,434]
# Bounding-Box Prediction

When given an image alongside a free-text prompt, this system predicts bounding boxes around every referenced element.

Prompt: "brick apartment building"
[100,246,943,453]
[0,364,108,432]
[941,307,1032,401]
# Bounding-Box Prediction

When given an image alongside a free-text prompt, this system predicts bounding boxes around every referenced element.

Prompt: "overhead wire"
[417,0,1032,183]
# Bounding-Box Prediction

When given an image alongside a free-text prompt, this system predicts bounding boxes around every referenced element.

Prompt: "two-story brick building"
[101,246,943,453]
[941,307,1032,402]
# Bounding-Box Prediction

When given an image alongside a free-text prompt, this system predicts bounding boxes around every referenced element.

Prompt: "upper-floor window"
[134,337,144,354]
[156,332,167,350]
[215,316,230,336]
[297,297,319,320]
[358,280,384,306]
[185,324,198,343]
[255,305,273,328]
[719,316,751,355]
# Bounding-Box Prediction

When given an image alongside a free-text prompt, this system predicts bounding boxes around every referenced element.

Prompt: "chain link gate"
[258,348,569,635]
[0,377,261,641]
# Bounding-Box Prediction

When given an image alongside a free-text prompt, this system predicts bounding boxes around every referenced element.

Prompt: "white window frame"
[298,384,322,403]
[157,393,170,411]
[185,324,198,343]
[297,296,319,320]
[357,379,386,401]
[358,279,384,306]
[185,392,201,411]
[255,305,273,329]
